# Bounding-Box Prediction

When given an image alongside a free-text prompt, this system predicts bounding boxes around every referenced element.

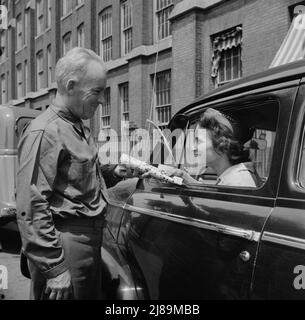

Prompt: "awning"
[270,13,305,68]
[211,26,242,78]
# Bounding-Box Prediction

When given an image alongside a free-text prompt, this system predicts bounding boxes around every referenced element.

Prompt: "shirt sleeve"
[16,129,69,279]
[100,164,123,188]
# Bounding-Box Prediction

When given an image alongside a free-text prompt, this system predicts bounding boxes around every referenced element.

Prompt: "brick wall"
[171,0,305,112]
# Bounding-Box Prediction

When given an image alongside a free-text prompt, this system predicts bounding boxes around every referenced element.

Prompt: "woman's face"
[193,126,223,168]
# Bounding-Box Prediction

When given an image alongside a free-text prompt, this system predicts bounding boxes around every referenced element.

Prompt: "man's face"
[71,60,107,120]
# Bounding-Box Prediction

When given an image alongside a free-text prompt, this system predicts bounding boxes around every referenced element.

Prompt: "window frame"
[0,30,7,62]
[1,74,6,104]
[46,0,52,29]
[77,23,85,48]
[47,45,52,86]
[62,0,73,17]
[121,0,133,56]
[153,70,172,129]
[154,0,174,42]
[100,87,111,129]
[24,60,28,94]
[16,63,23,99]
[36,50,44,91]
[99,7,113,62]
[166,99,280,192]
[217,45,242,86]
[120,82,129,132]
[16,13,23,51]
[62,32,72,56]
[36,0,44,36]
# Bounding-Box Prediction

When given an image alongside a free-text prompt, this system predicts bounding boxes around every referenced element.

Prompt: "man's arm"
[100,164,127,188]
[17,130,69,279]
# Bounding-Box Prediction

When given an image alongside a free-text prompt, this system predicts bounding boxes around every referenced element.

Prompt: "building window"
[16,14,22,51]
[16,64,23,99]
[24,60,28,94]
[36,0,44,36]
[211,26,242,87]
[121,0,132,56]
[0,31,7,62]
[24,10,29,45]
[120,83,129,122]
[36,50,44,91]
[99,8,112,62]
[154,70,171,128]
[101,88,111,128]
[155,0,174,41]
[63,32,72,56]
[76,0,84,6]
[1,74,6,104]
[47,45,52,86]
[77,23,85,48]
[46,0,51,29]
[62,0,73,16]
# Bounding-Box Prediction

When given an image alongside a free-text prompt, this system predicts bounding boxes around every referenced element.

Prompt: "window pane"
[155,70,171,126]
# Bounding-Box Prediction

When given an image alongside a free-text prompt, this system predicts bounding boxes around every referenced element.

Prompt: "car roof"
[0,105,41,119]
[177,59,305,116]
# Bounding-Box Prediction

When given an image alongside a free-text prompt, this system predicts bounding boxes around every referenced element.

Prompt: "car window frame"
[171,96,281,194]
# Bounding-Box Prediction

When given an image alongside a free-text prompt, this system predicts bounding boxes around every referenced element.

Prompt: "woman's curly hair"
[199,108,254,165]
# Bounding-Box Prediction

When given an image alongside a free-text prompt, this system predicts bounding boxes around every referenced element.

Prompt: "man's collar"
[50,103,88,140]
[50,102,80,124]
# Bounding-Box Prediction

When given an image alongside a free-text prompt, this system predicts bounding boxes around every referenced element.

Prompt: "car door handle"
[215,224,259,241]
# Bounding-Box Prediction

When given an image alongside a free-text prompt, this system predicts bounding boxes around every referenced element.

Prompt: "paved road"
[0,226,30,300]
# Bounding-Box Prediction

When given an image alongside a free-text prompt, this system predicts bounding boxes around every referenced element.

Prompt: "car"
[0,105,40,233]
[101,59,305,300]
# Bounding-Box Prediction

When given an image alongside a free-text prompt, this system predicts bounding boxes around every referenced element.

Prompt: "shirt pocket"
[67,158,95,195]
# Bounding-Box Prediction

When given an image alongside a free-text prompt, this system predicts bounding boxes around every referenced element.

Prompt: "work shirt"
[216,162,261,187]
[16,104,116,279]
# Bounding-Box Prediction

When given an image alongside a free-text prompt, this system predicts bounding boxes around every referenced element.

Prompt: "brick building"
[0,0,304,142]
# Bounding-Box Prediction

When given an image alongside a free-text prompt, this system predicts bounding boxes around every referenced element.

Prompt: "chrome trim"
[262,232,305,250]
[0,149,17,155]
[122,203,260,242]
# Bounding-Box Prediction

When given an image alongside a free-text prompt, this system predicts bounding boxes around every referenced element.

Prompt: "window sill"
[75,3,85,11]
[35,33,45,41]
[45,27,51,33]
[61,11,73,21]
[15,45,27,55]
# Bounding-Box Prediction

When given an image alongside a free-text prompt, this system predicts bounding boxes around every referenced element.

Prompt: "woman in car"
[176,107,261,187]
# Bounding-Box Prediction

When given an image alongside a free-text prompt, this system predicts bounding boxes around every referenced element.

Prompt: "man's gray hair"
[55,47,106,94]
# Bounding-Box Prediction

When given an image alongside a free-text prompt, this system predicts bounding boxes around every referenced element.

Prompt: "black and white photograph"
[1,0,305,307]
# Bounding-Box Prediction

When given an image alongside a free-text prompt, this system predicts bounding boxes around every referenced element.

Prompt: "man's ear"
[66,79,77,94]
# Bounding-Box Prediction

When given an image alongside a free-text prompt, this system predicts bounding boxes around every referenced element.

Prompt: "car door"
[252,82,305,299]
[117,86,296,299]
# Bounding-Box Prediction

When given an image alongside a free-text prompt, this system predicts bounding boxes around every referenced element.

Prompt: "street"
[0,227,30,300]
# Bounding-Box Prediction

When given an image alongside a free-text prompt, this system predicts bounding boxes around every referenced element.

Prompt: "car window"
[178,100,279,189]
[16,117,35,141]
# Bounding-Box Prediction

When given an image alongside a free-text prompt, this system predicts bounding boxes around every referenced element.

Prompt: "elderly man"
[17,47,126,300]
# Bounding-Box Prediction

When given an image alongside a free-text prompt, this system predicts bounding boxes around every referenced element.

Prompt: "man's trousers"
[28,216,104,300]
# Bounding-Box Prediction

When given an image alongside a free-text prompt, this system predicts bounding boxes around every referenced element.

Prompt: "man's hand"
[45,270,72,300]
[113,164,128,178]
